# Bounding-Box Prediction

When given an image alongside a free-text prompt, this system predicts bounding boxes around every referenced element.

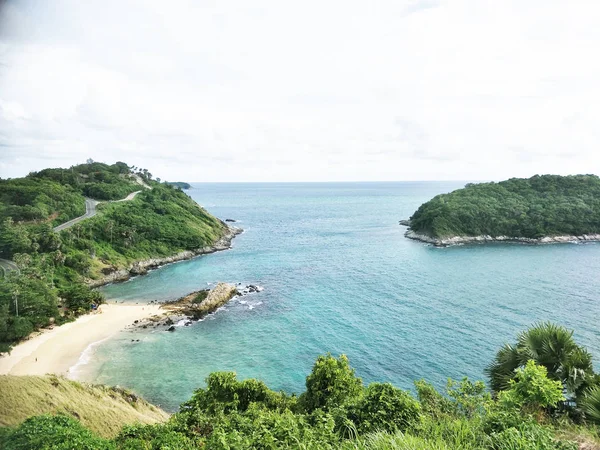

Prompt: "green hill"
[165,181,192,190]
[0,161,228,352]
[407,175,600,241]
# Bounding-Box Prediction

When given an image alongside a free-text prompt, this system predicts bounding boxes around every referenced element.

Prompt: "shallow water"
[77,182,600,412]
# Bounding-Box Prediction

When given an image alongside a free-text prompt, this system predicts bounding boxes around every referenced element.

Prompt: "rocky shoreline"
[87,226,243,288]
[130,282,263,332]
[404,229,600,247]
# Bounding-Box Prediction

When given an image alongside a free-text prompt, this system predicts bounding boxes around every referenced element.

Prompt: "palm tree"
[486,322,594,396]
[581,385,600,424]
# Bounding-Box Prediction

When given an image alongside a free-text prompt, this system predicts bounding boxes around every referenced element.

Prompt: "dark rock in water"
[225,218,237,222]
[167,326,176,332]
[134,320,139,324]
[142,325,148,329]
[165,317,174,326]
[399,219,411,227]
[185,321,192,326]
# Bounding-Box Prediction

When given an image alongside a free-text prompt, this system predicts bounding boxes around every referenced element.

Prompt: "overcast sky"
[0,0,599,182]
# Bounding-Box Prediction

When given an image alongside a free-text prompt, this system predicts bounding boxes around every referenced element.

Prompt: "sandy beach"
[0,304,162,377]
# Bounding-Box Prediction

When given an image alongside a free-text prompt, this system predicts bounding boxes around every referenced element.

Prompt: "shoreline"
[0,303,163,377]
[87,225,242,288]
[404,229,600,247]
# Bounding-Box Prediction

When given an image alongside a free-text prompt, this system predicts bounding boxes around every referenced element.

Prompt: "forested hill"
[0,161,227,352]
[408,175,600,239]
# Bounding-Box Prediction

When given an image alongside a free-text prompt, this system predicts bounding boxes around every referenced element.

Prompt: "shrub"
[498,361,565,414]
[347,382,421,434]
[300,354,363,412]
[1,414,114,450]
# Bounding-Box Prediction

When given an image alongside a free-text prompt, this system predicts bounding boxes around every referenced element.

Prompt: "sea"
[73,182,600,412]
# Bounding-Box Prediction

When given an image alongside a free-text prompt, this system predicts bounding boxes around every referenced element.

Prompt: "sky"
[0,0,599,182]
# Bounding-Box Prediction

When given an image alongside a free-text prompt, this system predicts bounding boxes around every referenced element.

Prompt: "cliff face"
[87,227,242,287]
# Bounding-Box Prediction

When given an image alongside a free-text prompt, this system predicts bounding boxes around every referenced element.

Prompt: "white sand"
[0,304,162,377]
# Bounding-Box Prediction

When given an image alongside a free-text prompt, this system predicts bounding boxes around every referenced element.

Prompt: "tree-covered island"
[404,175,600,246]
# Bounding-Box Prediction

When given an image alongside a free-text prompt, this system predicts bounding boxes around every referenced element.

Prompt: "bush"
[347,382,421,433]
[488,421,577,450]
[498,361,565,414]
[1,415,114,450]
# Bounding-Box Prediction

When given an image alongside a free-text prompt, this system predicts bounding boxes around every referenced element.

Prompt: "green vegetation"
[166,181,192,190]
[409,175,600,239]
[0,375,168,438]
[0,161,227,352]
[2,323,600,449]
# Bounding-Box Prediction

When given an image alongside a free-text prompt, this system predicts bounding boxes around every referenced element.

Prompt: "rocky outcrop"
[405,229,600,247]
[87,226,243,288]
[398,219,411,227]
[162,283,239,320]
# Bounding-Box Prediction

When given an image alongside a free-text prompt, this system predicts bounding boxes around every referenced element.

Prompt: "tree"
[486,323,594,397]
[300,354,363,412]
[581,386,600,425]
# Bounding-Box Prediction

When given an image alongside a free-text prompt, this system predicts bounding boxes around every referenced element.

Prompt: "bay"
[78,182,600,412]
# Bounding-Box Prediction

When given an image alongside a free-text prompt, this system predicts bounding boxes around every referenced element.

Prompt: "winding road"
[53,190,143,232]
[1,185,148,278]
[0,258,20,277]
[53,198,99,232]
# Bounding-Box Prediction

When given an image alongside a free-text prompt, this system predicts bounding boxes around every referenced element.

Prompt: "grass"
[342,431,454,450]
[0,375,169,438]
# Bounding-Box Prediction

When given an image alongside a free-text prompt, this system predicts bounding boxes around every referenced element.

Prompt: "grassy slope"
[0,375,169,438]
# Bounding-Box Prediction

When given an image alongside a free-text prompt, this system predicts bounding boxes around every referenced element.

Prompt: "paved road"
[52,191,143,232]
[0,258,20,277]
[1,187,148,278]
[53,198,99,232]
[113,190,142,203]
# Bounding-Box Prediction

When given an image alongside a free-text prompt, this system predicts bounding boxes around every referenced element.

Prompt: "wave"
[67,336,111,380]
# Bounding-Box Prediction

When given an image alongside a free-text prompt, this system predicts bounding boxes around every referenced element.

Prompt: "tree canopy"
[409,175,600,239]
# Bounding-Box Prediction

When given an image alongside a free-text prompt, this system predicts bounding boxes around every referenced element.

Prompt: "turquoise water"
[81,182,600,412]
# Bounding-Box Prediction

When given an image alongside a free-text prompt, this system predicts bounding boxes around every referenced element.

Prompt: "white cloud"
[0,0,599,181]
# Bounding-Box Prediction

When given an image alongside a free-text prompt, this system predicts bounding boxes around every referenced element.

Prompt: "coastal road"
[0,187,148,277]
[53,198,99,232]
[52,190,143,232]
[0,258,20,277]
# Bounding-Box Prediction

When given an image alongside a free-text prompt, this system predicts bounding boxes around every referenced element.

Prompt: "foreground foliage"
[3,324,600,449]
[409,174,600,238]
